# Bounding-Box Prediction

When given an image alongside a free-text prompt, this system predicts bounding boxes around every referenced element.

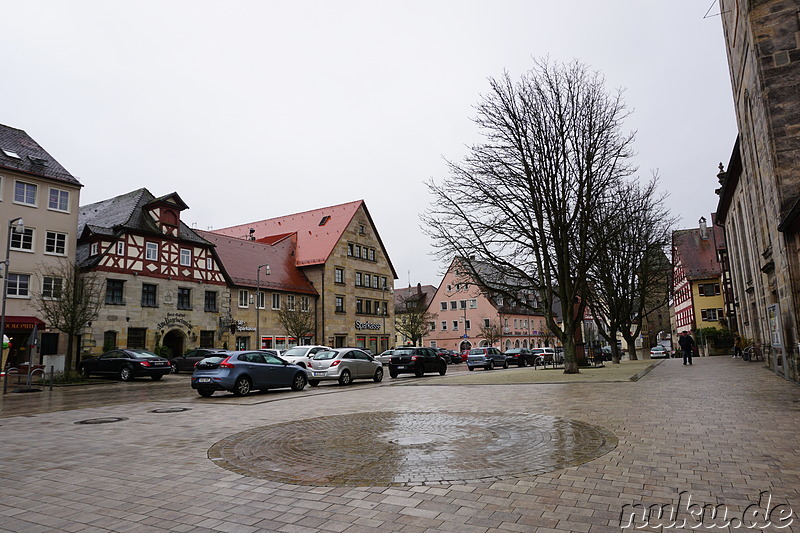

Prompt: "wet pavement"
[1,357,799,532]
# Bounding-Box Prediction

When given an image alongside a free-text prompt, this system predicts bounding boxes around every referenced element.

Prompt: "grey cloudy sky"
[1,1,737,288]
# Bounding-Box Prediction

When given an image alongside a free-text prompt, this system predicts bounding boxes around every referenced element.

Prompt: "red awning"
[3,316,46,329]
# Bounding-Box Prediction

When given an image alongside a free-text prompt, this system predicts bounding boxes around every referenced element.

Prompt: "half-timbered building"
[77,188,228,357]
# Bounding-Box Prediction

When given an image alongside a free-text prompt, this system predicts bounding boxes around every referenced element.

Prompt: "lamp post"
[255,264,270,350]
[1,218,25,374]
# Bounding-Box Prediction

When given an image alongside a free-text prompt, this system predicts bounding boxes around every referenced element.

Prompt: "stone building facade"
[214,201,397,353]
[715,0,800,379]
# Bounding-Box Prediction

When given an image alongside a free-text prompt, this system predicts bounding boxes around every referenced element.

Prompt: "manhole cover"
[149,407,191,413]
[75,417,128,425]
[208,412,617,486]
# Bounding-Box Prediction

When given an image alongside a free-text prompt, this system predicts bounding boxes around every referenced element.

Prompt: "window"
[356,299,363,314]
[484,318,490,327]
[14,181,37,206]
[206,257,213,270]
[452,321,459,331]
[105,280,124,304]
[373,275,380,288]
[381,277,387,289]
[450,301,457,310]
[469,299,477,308]
[380,301,387,316]
[441,321,447,330]
[365,300,372,314]
[272,293,281,310]
[348,243,354,256]
[10,228,33,251]
[465,320,471,330]
[127,328,146,349]
[460,300,467,309]
[355,272,362,286]
[45,231,67,255]
[354,246,361,258]
[48,188,70,212]
[701,308,724,321]
[239,289,249,308]
[429,322,436,331]
[255,291,265,309]
[335,296,344,313]
[368,249,375,261]
[103,331,117,351]
[300,296,309,312]
[116,241,125,255]
[42,276,63,299]
[287,294,296,310]
[90,242,99,256]
[204,291,218,312]
[180,248,191,266]
[146,242,158,261]
[698,283,721,296]
[363,274,371,288]
[7,274,30,297]
[141,284,157,307]
[440,302,447,311]
[178,288,192,310]
[335,267,344,284]
[200,330,215,348]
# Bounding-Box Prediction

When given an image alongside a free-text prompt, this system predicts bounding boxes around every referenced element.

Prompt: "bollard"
[49,365,54,391]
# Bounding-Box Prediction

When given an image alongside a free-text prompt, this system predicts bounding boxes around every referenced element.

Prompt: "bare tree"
[394,293,436,347]
[586,178,674,362]
[479,319,503,347]
[423,58,636,373]
[31,259,102,371]
[276,306,315,346]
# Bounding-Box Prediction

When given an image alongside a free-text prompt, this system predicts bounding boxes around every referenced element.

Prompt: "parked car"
[376,349,395,364]
[435,348,452,364]
[388,347,447,378]
[649,345,670,358]
[279,345,331,369]
[79,349,171,381]
[169,348,226,373]
[191,351,307,397]
[454,350,470,363]
[447,349,462,364]
[307,348,384,386]
[504,348,535,367]
[467,347,508,371]
[531,348,557,367]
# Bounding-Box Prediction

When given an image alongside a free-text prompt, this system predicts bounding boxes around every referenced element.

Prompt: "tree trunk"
[66,334,75,371]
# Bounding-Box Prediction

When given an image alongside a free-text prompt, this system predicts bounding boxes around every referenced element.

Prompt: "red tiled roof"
[213,200,397,279]
[197,230,317,295]
[672,228,722,280]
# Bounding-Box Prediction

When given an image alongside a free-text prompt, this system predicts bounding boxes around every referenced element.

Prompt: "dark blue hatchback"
[191,351,307,397]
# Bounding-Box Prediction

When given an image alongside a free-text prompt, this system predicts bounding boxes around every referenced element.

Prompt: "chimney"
[699,217,708,240]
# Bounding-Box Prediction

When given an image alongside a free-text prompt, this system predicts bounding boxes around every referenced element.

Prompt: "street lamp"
[1,218,25,373]
[382,284,393,352]
[255,264,270,350]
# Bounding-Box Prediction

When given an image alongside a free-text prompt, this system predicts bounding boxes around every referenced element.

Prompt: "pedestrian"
[733,334,743,358]
[678,331,695,365]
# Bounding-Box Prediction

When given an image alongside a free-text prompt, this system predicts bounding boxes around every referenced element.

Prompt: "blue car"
[191,351,307,397]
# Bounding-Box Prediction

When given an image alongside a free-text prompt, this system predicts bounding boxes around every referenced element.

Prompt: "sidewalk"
[0,357,797,532]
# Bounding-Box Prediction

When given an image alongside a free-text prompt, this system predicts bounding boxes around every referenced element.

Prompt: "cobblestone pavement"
[1,357,799,532]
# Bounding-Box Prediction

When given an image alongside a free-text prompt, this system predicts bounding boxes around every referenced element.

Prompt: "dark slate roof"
[0,124,81,186]
[77,188,211,267]
[672,227,723,280]
[197,230,318,295]
[394,284,438,309]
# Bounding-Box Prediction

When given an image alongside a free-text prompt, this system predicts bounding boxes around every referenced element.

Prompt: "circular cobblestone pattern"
[208,412,618,486]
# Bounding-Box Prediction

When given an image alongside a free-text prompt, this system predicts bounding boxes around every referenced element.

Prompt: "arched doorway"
[459,340,472,352]
[162,330,186,358]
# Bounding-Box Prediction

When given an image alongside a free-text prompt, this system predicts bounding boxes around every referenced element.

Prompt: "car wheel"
[309,380,320,387]
[151,374,163,381]
[389,369,398,378]
[520,359,526,367]
[170,362,179,374]
[468,366,474,371]
[338,370,352,386]
[291,372,307,391]
[373,367,384,383]
[198,389,214,397]
[79,365,90,379]
[233,376,252,396]
[488,361,494,371]
[439,363,447,376]
[414,364,424,377]
[119,366,134,381]
[502,360,509,369]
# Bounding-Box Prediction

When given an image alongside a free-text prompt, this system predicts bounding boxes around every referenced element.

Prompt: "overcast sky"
[2,1,737,288]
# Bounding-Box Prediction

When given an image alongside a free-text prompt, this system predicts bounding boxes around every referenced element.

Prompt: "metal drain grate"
[75,417,128,425]
[149,407,191,413]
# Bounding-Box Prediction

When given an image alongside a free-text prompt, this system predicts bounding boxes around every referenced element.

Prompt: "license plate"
[396,365,408,370]
[197,377,212,383]
[312,371,326,377]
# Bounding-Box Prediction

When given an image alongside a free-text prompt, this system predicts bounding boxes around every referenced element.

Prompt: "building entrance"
[162,330,186,358]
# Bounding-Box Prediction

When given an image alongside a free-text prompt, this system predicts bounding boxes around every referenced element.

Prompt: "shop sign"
[355,321,381,331]
[156,313,193,330]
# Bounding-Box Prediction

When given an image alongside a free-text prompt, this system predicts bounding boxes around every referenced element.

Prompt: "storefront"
[1,316,46,368]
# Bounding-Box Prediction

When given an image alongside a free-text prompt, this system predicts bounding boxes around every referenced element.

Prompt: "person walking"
[678,331,696,365]
[733,334,743,358]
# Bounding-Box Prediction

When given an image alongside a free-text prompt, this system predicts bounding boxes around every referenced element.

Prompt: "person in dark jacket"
[678,331,696,365]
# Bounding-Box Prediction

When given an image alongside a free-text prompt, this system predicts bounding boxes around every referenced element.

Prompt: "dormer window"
[163,209,178,226]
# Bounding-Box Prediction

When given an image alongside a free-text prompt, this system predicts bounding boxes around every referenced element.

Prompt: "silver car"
[307,348,384,386]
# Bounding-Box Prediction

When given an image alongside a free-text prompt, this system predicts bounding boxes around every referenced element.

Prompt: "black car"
[169,348,226,373]
[504,348,535,367]
[80,349,171,381]
[388,347,447,378]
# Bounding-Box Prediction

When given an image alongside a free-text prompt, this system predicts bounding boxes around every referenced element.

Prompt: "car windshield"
[313,350,338,360]
[283,347,309,356]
